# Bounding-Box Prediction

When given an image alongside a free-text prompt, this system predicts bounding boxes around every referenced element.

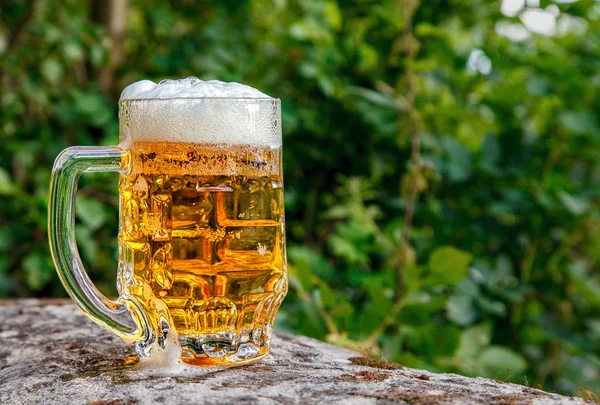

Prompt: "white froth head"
[118,77,280,146]
[119,77,273,100]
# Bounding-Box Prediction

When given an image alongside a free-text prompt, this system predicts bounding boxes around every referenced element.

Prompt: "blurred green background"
[1,0,600,398]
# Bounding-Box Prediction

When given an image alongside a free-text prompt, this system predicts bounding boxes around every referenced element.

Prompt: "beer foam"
[134,329,224,376]
[120,77,272,100]
[119,77,281,146]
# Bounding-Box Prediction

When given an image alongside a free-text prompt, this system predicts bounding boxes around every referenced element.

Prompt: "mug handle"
[49,146,147,343]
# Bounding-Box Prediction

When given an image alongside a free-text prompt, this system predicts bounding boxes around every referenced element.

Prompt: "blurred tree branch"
[91,0,127,94]
[0,0,43,90]
[361,0,423,353]
[395,0,421,304]
[0,0,43,55]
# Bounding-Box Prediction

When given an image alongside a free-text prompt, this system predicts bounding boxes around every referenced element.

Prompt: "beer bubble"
[118,77,280,147]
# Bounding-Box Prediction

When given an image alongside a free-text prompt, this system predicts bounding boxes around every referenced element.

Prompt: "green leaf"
[358,44,379,71]
[0,227,13,250]
[317,76,335,96]
[568,261,600,308]
[288,246,334,280]
[288,248,317,291]
[476,297,507,316]
[0,168,16,195]
[328,220,371,266]
[480,134,500,174]
[558,191,589,215]
[480,346,527,377]
[382,334,404,361]
[347,86,401,110]
[455,323,491,360]
[76,226,98,263]
[358,299,394,334]
[324,205,351,219]
[447,293,477,326]
[435,326,462,356]
[0,269,13,296]
[62,41,84,61]
[559,111,599,135]
[403,263,422,294]
[75,197,108,231]
[23,252,54,291]
[40,58,63,84]
[443,137,473,182]
[317,282,337,308]
[90,43,106,67]
[329,234,367,266]
[325,1,342,30]
[0,32,6,55]
[428,246,473,285]
[330,299,354,319]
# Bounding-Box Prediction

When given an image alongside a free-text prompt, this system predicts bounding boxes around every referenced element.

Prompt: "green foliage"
[2,0,600,396]
[428,246,473,285]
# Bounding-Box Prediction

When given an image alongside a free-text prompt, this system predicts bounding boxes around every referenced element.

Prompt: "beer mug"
[49,78,287,366]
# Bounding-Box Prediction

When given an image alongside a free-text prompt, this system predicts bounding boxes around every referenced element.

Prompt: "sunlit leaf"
[428,246,473,285]
[0,168,16,195]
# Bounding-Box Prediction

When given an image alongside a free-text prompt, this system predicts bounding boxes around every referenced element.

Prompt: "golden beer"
[118,141,286,365]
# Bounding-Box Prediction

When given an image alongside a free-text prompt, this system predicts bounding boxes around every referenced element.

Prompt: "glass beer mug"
[49,78,287,366]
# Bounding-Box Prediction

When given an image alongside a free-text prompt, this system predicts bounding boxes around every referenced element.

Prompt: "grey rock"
[0,299,593,405]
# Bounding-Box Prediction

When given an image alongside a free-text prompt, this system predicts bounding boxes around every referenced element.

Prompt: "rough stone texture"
[0,299,594,405]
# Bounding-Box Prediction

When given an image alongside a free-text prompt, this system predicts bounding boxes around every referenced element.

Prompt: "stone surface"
[0,299,594,405]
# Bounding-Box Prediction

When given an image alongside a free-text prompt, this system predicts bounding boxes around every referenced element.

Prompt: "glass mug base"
[126,283,285,367]
[180,338,270,366]
[182,351,269,367]
[134,336,271,367]
[128,290,284,367]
